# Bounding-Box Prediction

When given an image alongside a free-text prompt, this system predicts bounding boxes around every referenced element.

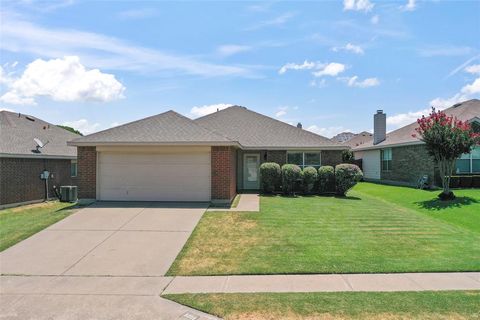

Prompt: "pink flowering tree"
[414,108,479,200]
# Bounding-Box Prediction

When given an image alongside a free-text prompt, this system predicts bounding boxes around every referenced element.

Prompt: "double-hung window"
[381,148,392,171]
[71,160,78,177]
[456,147,480,174]
[287,151,321,169]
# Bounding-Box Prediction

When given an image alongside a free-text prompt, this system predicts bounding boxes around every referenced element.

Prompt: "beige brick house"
[69,106,346,205]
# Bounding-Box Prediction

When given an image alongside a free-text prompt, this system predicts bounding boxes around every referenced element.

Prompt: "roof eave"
[68,141,241,147]
[0,153,76,160]
[353,140,424,151]
[241,145,348,151]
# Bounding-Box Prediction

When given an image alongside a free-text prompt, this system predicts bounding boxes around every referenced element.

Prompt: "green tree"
[57,125,83,136]
[414,108,479,200]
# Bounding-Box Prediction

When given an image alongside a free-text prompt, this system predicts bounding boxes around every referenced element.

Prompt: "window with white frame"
[71,160,77,177]
[287,151,321,169]
[456,146,480,174]
[381,148,392,171]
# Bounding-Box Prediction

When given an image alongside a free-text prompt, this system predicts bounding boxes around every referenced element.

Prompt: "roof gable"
[0,111,79,158]
[195,106,343,149]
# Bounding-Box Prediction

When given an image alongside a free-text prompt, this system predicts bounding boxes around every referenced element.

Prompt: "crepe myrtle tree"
[414,108,479,200]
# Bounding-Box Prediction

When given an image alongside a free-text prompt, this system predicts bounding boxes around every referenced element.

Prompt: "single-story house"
[0,111,79,208]
[342,131,373,148]
[69,106,346,204]
[353,99,480,187]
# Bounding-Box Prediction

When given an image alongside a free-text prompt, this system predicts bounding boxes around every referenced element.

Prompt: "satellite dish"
[34,138,49,151]
[34,138,44,148]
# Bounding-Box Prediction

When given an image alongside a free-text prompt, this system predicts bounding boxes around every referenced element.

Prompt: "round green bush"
[281,164,302,195]
[318,166,335,194]
[259,162,281,193]
[302,166,318,194]
[335,163,363,196]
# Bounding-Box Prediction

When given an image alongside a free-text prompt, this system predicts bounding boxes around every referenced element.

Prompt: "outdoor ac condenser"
[60,186,78,203]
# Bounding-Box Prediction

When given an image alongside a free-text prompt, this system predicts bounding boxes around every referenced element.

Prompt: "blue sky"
[1,0,479,137]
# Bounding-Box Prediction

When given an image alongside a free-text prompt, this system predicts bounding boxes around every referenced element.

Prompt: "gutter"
[353,140,424,152]
[0,153,76,160]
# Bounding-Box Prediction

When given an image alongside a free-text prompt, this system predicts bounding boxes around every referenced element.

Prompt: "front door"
[243,154,260,190]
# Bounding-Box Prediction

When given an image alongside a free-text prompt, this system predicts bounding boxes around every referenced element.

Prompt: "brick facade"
[77,146,97,199]
[0,157,73,206]
[211,146,237,203]
[266,150,287,166]
[321,150,343,167]
[381,145,435,187]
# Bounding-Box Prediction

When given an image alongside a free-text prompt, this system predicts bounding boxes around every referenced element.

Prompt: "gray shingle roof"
[0,111,78,158]
[69,110,233,146]
[195,106,344,149]
[343,131,373,148]
[353,99,480,151]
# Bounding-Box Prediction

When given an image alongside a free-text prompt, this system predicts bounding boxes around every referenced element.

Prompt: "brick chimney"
[297,122,302,129]
[373,110,386,145]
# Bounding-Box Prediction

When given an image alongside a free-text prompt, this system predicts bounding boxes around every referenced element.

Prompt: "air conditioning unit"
[60,186,78,203]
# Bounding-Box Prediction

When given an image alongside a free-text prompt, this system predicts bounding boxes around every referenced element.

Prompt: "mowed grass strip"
[0,201,79,251]
[167,183,480,275]
[164,291,480,320]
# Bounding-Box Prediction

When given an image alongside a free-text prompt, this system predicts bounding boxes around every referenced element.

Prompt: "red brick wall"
[0,157,72,206]
[77,146,96,199]
[211,146,237,202]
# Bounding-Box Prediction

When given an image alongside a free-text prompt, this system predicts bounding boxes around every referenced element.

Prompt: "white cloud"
[306,125,351,138]
[370,14,379,24]
[0,56,125,106]
[310,78,327,88]
[62,119,101,135]
[345,75,380,88]
[0,13,250,77]
[0,107,15,112]
[343,0,374,12]
[461,78,480,95]
[332,43,364,55]
[465,64,480,75]
[279,60,316,74]
[401,0,417,11]
[189,103,233,118]
[313,63,346,77]
[217,45,252,57]
[275,106,289,118]
[387,108,430,128]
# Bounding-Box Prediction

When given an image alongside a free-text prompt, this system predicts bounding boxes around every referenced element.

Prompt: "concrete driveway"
[0,202,217,320]
[0,202,207,276]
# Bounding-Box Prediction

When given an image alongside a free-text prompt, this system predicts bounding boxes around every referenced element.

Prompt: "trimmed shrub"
[318,166,335,194]
[259,162,281,193]
[459,176,473,188]
[302,166,318,194]
[342,150,354,163]
[449,176,460,189]
[281,164,302,195]
[335,163,363,196]
[473,176,480,188]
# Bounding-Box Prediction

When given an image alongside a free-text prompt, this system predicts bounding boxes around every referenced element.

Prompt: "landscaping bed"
[167,182,480,275]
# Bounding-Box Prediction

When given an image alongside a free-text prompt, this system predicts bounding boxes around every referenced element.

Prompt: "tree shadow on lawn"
[415,196,478,211]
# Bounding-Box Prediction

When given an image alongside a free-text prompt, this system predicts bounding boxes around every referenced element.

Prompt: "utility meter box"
[40,170,50,180]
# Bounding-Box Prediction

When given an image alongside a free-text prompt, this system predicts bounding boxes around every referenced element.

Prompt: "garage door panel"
[98,150,211,201]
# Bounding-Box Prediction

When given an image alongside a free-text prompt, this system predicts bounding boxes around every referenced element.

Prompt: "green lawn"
[164,291,480,320]
[167,182,480,275]
[0,201,79,251]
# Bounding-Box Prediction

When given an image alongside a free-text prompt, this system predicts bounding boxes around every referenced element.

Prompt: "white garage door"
[97,147,211,201]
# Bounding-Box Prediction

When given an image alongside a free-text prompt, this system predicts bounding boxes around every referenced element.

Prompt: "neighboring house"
[69,106,346,204]
[353,99,480,187]
[331,131,356,143]
[342,131,373,148]
[0,111,79,208]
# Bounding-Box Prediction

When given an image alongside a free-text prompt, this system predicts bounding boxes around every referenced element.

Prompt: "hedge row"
[449,175,480,188]
[259,162,363,196]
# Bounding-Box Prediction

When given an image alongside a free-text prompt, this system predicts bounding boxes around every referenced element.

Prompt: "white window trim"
[71,160,77,177]
[456,146,480,174]
[381,148,392,172]
[286,151,322,168]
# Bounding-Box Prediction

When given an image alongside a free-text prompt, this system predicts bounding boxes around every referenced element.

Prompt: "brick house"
[353,99,480,187]
[0,111,79,208]
[69,106,346,205]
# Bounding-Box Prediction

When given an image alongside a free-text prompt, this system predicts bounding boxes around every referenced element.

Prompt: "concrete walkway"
[208,194,259,212]
[163,272,480,294]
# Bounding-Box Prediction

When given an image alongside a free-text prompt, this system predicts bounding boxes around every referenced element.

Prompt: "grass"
[164,291,480,320]
[167,182,480,275]
[0,201,79,251]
